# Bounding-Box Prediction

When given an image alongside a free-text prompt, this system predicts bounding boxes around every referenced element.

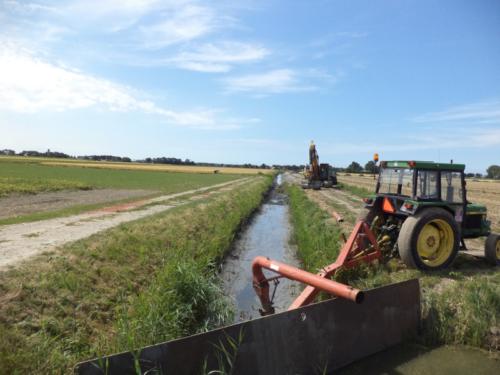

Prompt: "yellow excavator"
[302,141,337,189]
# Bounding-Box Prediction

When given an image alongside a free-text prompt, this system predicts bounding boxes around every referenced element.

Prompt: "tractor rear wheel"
[485,233,500,266]
[398,208,459,270]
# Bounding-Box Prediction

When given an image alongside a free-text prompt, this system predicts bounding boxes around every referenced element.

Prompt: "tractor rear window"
[441,172,463,203]
[417,170,439,199]
[378,168,413,196]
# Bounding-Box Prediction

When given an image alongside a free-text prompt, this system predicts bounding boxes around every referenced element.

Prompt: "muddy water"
[221,174,301,322]
[338,343,499,374]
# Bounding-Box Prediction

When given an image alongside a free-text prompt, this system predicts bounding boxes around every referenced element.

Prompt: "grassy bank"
[286,184,500,352]
[286,185,343,272]
[0,176,272,373]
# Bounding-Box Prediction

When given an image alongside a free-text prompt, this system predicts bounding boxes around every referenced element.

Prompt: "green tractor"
[363,160,499,270]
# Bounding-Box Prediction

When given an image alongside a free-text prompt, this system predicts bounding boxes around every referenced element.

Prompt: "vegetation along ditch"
[220,174,301,321]
[0,175,272,374]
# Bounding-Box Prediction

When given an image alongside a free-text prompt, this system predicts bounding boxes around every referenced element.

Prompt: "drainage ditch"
[220,174,301,322]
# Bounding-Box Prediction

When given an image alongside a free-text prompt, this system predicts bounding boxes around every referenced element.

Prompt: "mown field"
[0,175,273,373]
[0,156,273,176]
[286,183,499,354]
[0,158,244,197]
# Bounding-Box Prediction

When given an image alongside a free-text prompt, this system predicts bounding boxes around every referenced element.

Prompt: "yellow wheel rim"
[417,219,454,267]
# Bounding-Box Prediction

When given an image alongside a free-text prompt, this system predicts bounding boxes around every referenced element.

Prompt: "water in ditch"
[220,174,301,322]
[338,343,499,375]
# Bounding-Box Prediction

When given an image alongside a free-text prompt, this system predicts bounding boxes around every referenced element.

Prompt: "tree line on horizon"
[0,149,497,178]
[0,148,279,170]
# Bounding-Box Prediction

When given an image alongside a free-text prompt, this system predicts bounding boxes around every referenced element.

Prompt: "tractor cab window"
[417,170,438,200]
[378,168,413,196]
[441,172,463,203]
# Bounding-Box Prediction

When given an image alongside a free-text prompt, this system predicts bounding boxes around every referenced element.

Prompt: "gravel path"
[0,189,157,220]
[0,178,249,271]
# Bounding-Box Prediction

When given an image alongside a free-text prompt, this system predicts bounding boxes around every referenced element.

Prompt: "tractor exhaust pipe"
[252,256,364,315]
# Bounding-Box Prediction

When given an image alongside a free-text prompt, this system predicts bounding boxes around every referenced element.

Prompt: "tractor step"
[75,279,420,375]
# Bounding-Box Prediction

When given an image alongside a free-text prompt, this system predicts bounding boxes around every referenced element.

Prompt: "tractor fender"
[414,205,455,219]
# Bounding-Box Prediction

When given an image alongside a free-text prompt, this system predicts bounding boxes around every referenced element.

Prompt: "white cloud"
[224,69,317,94]
[5,1,221,44]
[2,1,58,15]
[169,42,269,72]
[139,3,216,49]
[412,100,500,124]
[2,1,270,74]
[223,68,342,94]
[0,44,147,112]
[0,44,249,130]
[61,0,164,32]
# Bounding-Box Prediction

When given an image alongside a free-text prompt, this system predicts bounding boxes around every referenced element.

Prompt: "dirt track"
[0,188,157,220]
[0,178,249,271]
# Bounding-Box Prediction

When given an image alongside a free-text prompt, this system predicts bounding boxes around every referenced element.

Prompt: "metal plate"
[75,279,420,375]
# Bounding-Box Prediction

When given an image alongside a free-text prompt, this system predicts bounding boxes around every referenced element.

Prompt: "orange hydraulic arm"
[252,220,381,315]
[309,141,320,181]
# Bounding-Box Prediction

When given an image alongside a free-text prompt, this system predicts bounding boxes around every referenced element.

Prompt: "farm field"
[0,175,273,373]
[0,157,244,195]
[0,177,251,270]
[0,157,246,224]
[0,156,273,175]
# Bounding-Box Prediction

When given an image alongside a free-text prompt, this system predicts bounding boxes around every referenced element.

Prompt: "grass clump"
[115,260,233,352]
[422,273,500,349]
[0,177,92,197]
[0,175,272,373]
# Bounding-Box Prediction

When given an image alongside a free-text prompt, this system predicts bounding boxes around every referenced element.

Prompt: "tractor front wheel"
[485,233,500,266]
[398,208,459,270]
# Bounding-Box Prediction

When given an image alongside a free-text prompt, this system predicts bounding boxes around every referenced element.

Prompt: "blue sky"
[0,0,499,172]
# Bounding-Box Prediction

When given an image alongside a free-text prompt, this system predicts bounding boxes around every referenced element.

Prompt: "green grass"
[286,185,343,273]
[0,176,272,373]
[0,176,92,197]
[286,183,500,352]
[0,160,242,196]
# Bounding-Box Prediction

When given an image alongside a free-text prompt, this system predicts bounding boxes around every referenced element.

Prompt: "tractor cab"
[365,160,490,238]
[363,161,496,270]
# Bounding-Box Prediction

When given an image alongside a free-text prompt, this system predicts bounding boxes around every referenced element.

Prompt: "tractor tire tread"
[485,233,500,266]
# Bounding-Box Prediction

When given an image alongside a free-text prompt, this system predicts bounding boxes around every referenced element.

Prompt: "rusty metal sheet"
[75,279,420,375]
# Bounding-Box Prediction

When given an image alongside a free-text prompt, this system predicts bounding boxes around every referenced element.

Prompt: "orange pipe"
[252,256,364,315]
[331,210,343,222]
